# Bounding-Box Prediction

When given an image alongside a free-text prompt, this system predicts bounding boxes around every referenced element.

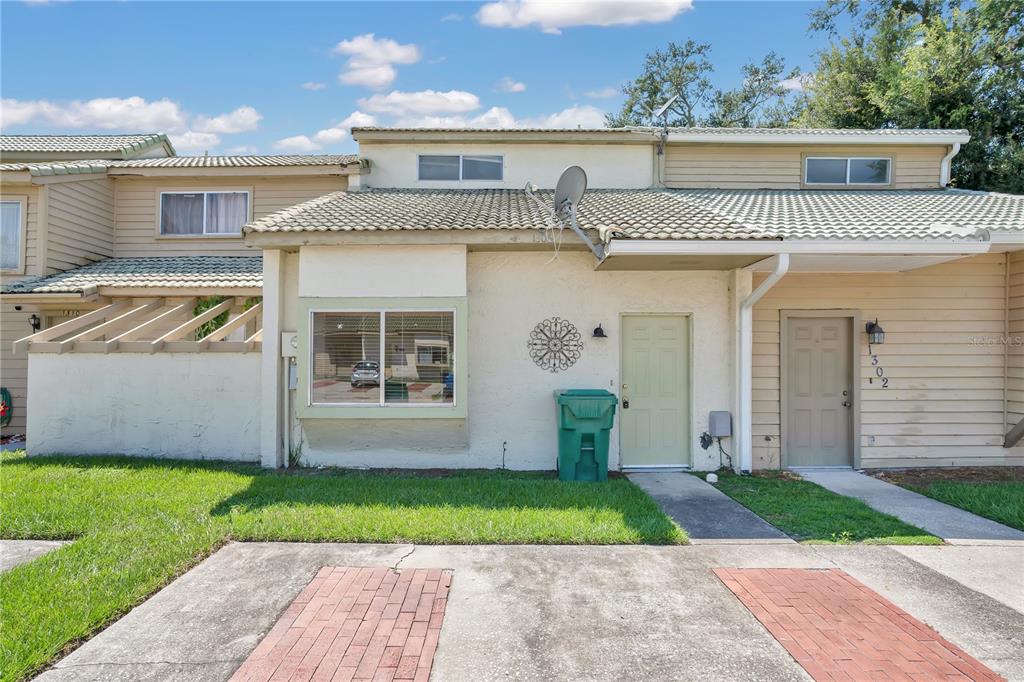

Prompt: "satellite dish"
[653,94,679,121]
[554,165,587,216]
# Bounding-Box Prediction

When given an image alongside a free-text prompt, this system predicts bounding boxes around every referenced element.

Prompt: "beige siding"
[45,177,115,274]
[1006,252,1024,440]
[113,175,347,257]
[664,144,946,190]
[751,254,1022,469]
[1,304,32,435]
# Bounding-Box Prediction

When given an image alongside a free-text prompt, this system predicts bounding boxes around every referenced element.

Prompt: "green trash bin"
[553,389,618,482]
[384,379,409,402]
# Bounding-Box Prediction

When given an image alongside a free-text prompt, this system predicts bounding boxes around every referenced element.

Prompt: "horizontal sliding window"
[805,157,891,185]
[418,154,503,181]
[160,191,249,235]
[311,310,455,407]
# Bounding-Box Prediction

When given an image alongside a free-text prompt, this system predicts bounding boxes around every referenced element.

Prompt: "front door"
[620,315,690,468]
[784,316,853,467]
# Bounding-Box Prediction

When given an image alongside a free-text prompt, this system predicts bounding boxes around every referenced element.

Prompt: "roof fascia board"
[107,165,360,178]
[0,171,33,184]
[605,239,992,257]
[31,172,109,185]
[354,130,650,144]
[96,286,262,297]
[665,132,971,145]
[244,230,562,248]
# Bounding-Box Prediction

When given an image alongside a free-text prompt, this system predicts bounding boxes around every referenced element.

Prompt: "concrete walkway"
[37,542,1024,681]
[1,539,66,572]
[629,472,792,543]
[798,469,1024,545]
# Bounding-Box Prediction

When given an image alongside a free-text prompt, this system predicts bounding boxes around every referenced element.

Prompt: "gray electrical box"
[709,411,732,438]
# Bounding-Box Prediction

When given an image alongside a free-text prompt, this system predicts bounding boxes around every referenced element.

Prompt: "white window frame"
[158,190,251,237]
[308,308,458,408]
[804,157,892,186]
[0,196,27,275]
[417,154,504,182]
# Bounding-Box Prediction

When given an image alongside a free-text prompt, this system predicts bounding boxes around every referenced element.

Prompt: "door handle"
[622,399,629,409]
[842,400,851,408]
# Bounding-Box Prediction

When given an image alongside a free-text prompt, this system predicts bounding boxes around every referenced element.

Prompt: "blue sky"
[1,1,842,155]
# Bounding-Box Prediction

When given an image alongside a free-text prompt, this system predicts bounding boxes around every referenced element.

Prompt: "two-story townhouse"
[12,126,1024,475]
[1,137,362,437]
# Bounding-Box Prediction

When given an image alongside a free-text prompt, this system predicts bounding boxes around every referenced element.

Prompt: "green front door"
[620,315,691,468]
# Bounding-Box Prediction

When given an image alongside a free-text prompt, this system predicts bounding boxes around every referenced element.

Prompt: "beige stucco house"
[6,126,1024,473]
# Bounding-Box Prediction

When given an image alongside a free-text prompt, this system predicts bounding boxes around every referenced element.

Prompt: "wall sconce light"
[28,313,41,333]
[592,324,607,339]
[865,318,885,345]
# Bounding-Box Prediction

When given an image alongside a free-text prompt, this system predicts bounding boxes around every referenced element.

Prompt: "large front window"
[160,191,249,235]
[310,310,456,406]
[0,198,24,272]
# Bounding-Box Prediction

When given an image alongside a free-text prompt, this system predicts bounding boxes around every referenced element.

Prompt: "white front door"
[620,315,691,468]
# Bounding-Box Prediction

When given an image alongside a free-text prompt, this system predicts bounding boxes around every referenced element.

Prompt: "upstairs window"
[160,191,249,235]
[418,155,503,181]
[805,157,891,186]
[1,198,25,272]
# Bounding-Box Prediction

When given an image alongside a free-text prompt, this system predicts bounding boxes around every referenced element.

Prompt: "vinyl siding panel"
[113,176,347,257]
[45,177,115,274]
[751,254,1021,469]
[664,144,947,189]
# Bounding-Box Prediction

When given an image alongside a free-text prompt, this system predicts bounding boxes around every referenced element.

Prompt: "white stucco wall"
[27,353,260,461]
[299,245,467,298]
[361,142,654,190]
[289,250,735,470]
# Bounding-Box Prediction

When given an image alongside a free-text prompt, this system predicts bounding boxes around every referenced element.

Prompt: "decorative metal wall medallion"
[527,317,583,373]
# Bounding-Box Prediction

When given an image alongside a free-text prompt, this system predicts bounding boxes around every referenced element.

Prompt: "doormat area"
[714,568,1003,682]
[231,566,453,682]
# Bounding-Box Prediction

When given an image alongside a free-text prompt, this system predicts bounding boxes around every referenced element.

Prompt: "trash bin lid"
[553,389,616,398]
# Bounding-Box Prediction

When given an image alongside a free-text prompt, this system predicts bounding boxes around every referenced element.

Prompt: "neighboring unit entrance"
[620,315,691,468]
[783,316,853,467]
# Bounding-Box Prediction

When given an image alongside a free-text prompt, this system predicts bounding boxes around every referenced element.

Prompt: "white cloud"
[274,111,377,152]
[0,96,186,131]
[393,104,607,130]
[477,0,692,34]
[496,77,527,93]
[358,89,480,116]
[192,105,262,134]
[333,34,421,90]
[584,86,619,99]
[171,131,221,153]
[225,144,260,155]
[780,75,809,91]
[301,81,327,91]
[441,12,463,21]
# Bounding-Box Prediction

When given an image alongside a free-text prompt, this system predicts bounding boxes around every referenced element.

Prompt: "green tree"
[800,0,1024,192]
[607,40,800,128]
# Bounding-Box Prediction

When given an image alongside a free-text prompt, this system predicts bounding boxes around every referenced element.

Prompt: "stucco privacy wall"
[291,250,734,471]
[751,253,1021,469]
[360,143,654,190]
[27,353,260,460]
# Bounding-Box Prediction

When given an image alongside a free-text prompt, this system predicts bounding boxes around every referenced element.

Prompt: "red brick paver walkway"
[715,568,1003,682]
[231,567,453,682]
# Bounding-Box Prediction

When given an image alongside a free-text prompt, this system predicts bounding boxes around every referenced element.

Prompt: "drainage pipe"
[940,143,961,187]
[738,253,790,473]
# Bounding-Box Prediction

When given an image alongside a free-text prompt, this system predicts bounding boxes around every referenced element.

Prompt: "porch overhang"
[597,239,994,272]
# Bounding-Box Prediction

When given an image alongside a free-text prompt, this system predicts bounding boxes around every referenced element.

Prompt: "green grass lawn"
[709,471,941,545]
[0,452,683,682]
[871,469,1024,531]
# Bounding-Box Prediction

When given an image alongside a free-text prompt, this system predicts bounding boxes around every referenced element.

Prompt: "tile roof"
[243,188,1022,242]
[0,160,112,176]
[0,133,173,156]
[2,257,262,294]
[241,189,765,241]
[108,154,360,169]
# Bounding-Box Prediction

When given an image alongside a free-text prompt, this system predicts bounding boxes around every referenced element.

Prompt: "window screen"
[161,193,205,234]
[806,158,890,185]
[461,155,503,180]
[848,158,890,184]
[418,155,461,181]
[160,191,249,235]
[1,201,23,270]
[311,310,455,406]
[805,158,848,185]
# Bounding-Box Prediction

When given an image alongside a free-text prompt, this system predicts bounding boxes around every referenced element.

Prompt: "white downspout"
[940,143,961,187]
[739,253,790,473]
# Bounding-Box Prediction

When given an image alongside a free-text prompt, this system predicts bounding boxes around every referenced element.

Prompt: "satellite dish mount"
[525,165,604,261]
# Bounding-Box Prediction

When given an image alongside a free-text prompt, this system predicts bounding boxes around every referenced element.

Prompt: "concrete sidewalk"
[798,469,1024,545]
[629,472,792,543]
[0,539,66,572]
[37,542,1024,682]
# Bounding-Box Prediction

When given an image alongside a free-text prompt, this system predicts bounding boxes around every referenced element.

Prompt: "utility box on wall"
[708,411,732,438]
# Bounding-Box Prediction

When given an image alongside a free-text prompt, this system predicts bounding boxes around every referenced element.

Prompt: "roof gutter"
[605,239,992,257]
[664,132,971,145]
[738,254,789,473]
[940,143,962,186]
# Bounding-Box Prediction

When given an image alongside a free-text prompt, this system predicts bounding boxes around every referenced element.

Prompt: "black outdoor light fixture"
[865,318,885,345]
[592,324,607,339]
[28,313,41,333]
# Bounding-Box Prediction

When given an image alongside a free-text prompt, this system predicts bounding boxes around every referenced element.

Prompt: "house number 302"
[869,354,889,388]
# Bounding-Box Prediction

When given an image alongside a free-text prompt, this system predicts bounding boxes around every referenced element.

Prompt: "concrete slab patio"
[0,539,66,572]
[37,541,1024,682]
[629,472,793,543]
[798,469,1024,544]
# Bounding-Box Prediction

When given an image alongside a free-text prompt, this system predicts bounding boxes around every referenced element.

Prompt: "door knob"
[623,399,630,409]
[842,400,851,407]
